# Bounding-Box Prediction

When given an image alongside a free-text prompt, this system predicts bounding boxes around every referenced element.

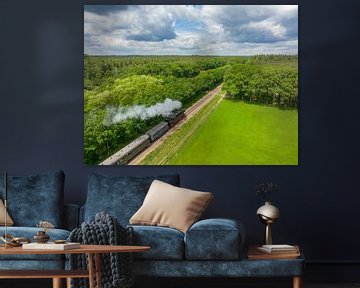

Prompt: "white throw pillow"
[130,180,213,233]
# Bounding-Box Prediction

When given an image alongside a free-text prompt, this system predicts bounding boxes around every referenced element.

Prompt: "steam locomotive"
[100,109,185,165]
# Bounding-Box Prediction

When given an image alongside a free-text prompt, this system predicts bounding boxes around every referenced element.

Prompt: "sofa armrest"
[63,204,80,231]
[184,218,246,260]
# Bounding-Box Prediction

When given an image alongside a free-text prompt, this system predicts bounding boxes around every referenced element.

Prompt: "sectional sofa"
[0,171,303,287]
[81,173,303,284]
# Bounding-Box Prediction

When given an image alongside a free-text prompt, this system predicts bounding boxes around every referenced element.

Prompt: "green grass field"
[141,99,298,165]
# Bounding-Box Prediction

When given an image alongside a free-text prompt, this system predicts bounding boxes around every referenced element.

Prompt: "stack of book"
[248,244,300,259]
[257,244,299,254]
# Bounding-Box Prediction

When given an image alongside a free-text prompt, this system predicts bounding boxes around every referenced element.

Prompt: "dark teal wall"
[0,0,359,263]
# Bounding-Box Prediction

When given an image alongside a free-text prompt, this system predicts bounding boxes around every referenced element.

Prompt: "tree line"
[222,63,298,108]
[84,55,228,90]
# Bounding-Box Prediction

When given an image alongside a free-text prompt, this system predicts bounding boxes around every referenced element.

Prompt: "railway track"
[184,84,223,117]
[128,83,224,165]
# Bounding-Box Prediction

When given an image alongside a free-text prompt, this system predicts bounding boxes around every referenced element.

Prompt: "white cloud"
[245,19,287,39]
[84,5,298,55]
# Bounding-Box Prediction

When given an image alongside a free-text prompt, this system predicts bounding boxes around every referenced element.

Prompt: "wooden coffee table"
[0,244,150,288]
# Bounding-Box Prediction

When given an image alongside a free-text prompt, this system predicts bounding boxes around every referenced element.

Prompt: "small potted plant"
[34,221,55,243]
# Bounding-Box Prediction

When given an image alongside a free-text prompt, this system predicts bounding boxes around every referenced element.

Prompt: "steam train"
[100,109,185,165]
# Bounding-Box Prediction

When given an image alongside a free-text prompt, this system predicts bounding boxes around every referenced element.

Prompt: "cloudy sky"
[84,5,298,56]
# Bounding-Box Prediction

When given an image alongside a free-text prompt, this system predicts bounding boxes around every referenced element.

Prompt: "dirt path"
[128,83,223,165]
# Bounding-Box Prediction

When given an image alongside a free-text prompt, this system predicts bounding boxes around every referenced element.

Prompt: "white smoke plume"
[104,98,182,126]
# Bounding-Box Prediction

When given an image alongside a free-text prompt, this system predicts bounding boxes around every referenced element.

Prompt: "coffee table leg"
[95,253,102,288]
[88,253,95,288]
[52,278,62,288]
[293,276,302,288]
[66,277,72,288]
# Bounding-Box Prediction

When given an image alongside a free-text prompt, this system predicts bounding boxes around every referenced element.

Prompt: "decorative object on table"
[69,212,135,288]
[248,245,300,260]
[0,234,31,247]
[254,181,280,245]
[54,239,67,244]
[34,220,55,243]
[33,230,50,243]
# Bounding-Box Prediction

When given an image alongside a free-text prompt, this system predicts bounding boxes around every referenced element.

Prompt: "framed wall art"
[84,5,298,166]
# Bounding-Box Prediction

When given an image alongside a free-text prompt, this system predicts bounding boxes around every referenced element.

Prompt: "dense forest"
[84,55,298,165]
[222,57,298,108]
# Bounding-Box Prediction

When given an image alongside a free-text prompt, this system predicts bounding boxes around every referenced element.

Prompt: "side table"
[0,244,150,288]
[247,245,304,288]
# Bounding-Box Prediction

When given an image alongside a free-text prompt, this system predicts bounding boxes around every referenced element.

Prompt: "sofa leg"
[53,278,62,288]
[293,276,302,288]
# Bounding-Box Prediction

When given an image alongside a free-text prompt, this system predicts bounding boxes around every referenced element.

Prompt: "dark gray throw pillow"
[0,170,65,227]
[84,173,180,225]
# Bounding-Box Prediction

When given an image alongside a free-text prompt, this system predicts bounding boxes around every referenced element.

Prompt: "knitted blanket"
[68,212,134,288]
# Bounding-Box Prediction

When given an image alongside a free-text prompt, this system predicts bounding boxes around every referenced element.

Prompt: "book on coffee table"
[248,245,300,260]
[257,244,299,254]
[22,242,80,250]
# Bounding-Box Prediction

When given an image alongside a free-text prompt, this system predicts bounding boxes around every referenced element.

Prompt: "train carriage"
[100,134,150,165]
[146,121,169,142]
[100,108,185,165]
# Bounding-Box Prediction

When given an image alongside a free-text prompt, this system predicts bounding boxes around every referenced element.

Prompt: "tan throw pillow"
[0,200,14,226]
[130,180,213,233]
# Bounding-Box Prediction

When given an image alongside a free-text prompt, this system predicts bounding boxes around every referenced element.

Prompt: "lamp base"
[265,223,272,245]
